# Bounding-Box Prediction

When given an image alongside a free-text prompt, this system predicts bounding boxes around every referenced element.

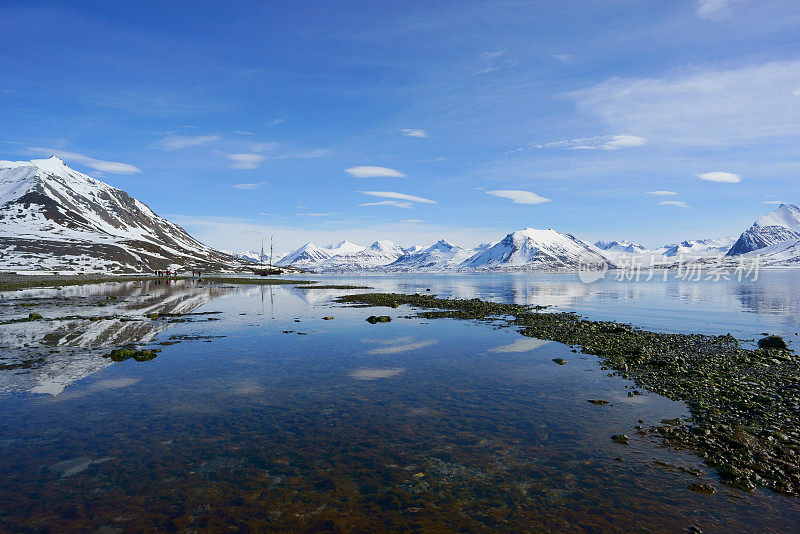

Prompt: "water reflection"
[306,271,800,338]
[0,280,229,395]
[489,337,550,353]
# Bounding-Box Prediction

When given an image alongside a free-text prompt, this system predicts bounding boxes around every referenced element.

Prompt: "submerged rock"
[104,348,158,362]
[611,434,630,445]
[366,316,392,324]
[758,335,787,350]
[552,358,567,365]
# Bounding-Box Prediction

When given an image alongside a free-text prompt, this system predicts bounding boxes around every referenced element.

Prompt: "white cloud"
[647,190,678,196]
[298,213,330,217]
[401,219,428,223]
[600,134,647,150]
[696,0,738,19]
[154,134,220,151]
[269,149,330,160]
[29,147,140,174]
[227,153,265,170]
[346,166,406,178]
[233,182,268,190]
[358,191,436,204]
[697,171,741,183]
[762,200,783,205]
[250,142,279,152]
[658,200,689,207]
[482,51,505,60]
[360,200,414,209]
[400,129,427,138]
[486,190,551,205]
[266,118,285,126]
[532,134,645,151]
[573,60,800,146]
[552,54,572,62]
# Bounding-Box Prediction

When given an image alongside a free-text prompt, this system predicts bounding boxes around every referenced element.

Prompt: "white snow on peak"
[754,203,800,232]
[325,240,366,255]
[728,203,800,256]
[0,157,238,272]
[461,228,607,270]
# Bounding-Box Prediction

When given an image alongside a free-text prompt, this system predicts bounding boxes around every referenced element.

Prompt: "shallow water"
[1,274,799,532]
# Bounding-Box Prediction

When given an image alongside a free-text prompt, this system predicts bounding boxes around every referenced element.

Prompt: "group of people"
[154,268,203,277]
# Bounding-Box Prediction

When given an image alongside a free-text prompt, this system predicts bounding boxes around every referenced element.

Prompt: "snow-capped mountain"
[325,240,366,255]
[318,240,407,271]
[461,228,609,270]
[727,204,800,256]
[275,242,333,267]
[595,240,647,254]
[658,238,734,257]
[386,239,475,271]
[276,229,608,272]
[0,157,240,272]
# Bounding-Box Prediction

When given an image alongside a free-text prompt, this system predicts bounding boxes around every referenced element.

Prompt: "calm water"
[1,273,799,532]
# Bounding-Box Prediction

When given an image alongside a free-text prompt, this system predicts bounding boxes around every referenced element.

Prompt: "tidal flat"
[1,273,799,532]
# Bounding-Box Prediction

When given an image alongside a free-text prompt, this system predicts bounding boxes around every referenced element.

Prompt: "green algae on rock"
[335,292,800,496]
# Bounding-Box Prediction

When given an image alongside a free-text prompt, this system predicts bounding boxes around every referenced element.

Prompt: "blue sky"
[1,0,799,252]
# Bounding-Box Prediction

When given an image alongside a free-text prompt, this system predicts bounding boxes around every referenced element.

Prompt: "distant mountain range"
[275,228,611,272]
[273,203,800,272]
[3,157,800,273]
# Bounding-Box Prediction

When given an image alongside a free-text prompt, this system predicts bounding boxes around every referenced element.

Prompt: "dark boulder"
[758,335,787,350]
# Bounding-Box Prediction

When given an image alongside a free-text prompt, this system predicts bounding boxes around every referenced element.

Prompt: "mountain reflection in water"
[0,280,230,395]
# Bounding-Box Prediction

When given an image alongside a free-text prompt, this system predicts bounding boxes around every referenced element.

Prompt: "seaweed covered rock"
[366,316,392,324]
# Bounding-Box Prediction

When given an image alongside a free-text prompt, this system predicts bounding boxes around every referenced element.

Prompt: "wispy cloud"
[486,190,551,205]
[250,142,279,152]
[269,148,330,160]
[153,134,220,151]
[298,212,329,217]
[346,166,406,178]
[227,153,265,169]
[697,171,741,183]
[358,191,436,204]
[573,60,800,146]
[658,200,689,207]
[696,0,738,19]
[647,190,678,196]
[360,200,414,208]
[266,118,285,126]
[552,53,572,62]
[401,219,428,224]
[400,128,427,138]
[529,134,645,151]
[762,200,783,205]
[29,147,140,174]
[233,181,268,190]
[571,134,646,150]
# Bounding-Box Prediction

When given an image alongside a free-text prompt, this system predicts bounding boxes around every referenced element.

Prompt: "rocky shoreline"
[336,292,800,496]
